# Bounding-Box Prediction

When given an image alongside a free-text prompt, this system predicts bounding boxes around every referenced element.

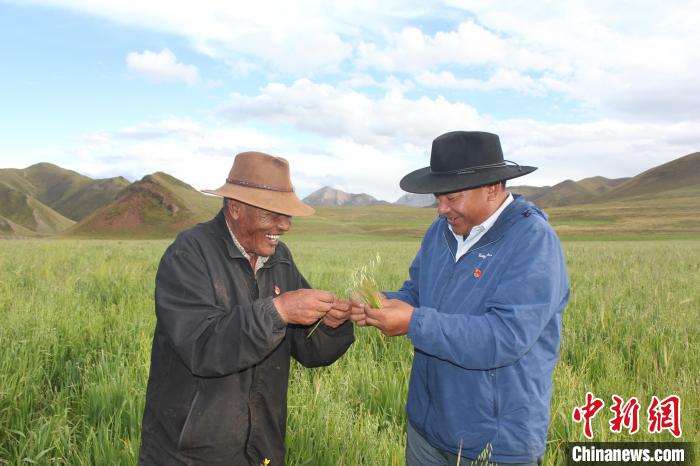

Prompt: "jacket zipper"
[449,234,503,422]
[490,369,498,418]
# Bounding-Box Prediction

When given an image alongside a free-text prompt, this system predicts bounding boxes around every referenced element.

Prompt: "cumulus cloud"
[416,69,544,94]
[126,49,200,85]
[443,1,700,121]
[25,0,385,74]
[356,21,553,74]
[220,79,484,150]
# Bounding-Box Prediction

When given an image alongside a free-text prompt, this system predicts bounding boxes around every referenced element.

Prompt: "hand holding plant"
[308,253,383,337]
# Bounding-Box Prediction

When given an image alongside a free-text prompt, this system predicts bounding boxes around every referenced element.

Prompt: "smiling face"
[435,183,505,236]
[226,200,291,257]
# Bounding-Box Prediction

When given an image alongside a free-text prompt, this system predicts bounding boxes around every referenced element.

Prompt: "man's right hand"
[349,297,368,326]
[272,289,336,325]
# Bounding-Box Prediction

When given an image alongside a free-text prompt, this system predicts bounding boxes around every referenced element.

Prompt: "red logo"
[648,395,682,438]
[572,392,683,439]
[473,268,482,278]
[609,395,641,434]
[274,285,281,295]
[573,392,605,439]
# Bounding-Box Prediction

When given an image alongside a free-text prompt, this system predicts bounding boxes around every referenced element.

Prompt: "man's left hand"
[365,298,414,336]
[322,299,352,328]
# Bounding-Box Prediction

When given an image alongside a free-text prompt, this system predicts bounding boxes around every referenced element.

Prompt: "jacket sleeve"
[155,240,287,377]
[384,246,422,306]
[288,273,355,368]
[407,225,569,370]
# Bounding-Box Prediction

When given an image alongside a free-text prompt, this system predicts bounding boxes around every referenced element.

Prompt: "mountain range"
[0,152,698,237]
[301,186,389,207]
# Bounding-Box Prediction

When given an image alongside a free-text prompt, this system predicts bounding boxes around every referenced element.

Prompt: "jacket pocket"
[176,378,250,452]
[489,369,498,418]
[177,389,200,450]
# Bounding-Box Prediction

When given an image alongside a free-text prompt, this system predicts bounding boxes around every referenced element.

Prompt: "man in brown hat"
[351,131,569,465]
[139,152,354,465]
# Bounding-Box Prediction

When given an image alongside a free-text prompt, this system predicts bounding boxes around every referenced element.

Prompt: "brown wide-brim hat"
[202,151,315,217]
[400,131,537,194]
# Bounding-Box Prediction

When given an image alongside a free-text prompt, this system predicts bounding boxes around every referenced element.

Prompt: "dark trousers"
[406,422,543,466]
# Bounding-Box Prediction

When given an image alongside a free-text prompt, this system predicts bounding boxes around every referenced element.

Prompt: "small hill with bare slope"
[22,163,130,221]
[577,176,629,196]
[68,172,220,237]
[0,163,129,222]
[0,182,75,234]
[606,152,700,200]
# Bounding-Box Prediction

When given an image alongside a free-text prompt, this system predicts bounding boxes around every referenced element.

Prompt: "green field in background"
[1,238,698,465]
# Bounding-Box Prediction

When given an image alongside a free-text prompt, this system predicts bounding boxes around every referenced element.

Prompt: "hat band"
[226,177,294,193]
[430,160,522,176]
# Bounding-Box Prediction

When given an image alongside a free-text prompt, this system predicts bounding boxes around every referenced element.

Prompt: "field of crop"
[1,236,698,465]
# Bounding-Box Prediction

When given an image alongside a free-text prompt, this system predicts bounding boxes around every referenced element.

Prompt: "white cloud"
[416,69,544,94]
[443,1,700,121]
[220,79,484,149]
[356,21,553,73]
[126,49,200,85]
[26,0,379,74]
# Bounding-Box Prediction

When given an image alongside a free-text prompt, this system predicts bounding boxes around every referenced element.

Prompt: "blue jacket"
[386,195,569,463]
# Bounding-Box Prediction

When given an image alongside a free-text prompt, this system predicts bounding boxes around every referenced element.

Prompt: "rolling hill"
[0,163,129,236]
[0,181,75,235]
[605,152,699,200]
[67,172,220,237]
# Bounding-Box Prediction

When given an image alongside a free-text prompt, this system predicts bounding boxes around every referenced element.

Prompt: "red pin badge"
[473,268,482,278]
[274,285,281,295]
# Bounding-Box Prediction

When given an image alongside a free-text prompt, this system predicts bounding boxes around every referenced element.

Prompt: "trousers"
[405,422,543,466]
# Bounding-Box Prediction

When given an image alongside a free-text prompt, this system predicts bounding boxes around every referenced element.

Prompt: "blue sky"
[1,0,699,201]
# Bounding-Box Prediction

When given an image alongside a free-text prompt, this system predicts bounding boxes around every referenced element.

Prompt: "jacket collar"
[214,209,290,267]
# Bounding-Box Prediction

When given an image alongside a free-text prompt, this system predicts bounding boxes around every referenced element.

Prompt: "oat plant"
[347,252,384,310]
[307,253,383,338]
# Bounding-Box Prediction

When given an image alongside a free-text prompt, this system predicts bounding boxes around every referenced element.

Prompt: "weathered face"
[435,186,493,236]
[228,201,291,257]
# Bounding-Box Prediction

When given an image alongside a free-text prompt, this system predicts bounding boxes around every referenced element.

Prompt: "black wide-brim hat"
[400,131,537,194]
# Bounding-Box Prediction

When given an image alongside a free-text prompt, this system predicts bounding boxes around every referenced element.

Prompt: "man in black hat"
[351,131,570,465]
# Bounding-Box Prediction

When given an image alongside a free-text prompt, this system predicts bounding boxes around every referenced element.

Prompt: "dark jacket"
[386,196,569,463]
[139,210,354,466]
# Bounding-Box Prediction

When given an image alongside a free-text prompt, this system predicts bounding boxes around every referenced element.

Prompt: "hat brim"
[202,183,315,217]
[399,165,537,194]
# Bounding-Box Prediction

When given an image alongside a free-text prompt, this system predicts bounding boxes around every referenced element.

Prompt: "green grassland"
[1,234,698,465]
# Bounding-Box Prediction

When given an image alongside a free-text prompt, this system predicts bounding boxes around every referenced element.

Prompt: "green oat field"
[1,231,698,464]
